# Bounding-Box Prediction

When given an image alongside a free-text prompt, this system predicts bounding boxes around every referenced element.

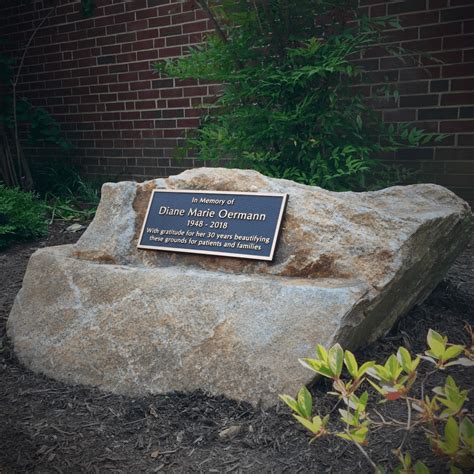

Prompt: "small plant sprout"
[422,329,473,369]
[394,451,429,474]
[430,417,474,470]
[279,387,328,441]
[280,328,473,473]
[432,376,469,418]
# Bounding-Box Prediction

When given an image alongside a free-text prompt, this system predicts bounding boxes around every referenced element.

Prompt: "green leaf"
[297,386,313,419]
[445,357,474,368]
[427,329,446,358]
[279,394,300,415]
[299,358,333,378]
[444,345,465,361]
[316,344,328,363]
[328,344,344,378]
[358,361,376,377]
[444,417,460,454]
[414,461,430,474]
[397,346,413,372]
[344,350,358,378]
[293,415,323,435]
[459,417,474,450]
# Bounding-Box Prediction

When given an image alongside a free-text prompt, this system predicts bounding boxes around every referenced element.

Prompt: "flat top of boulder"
[74,168,472,289]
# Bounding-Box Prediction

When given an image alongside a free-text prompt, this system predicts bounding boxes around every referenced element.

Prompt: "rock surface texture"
[8,168,473,406]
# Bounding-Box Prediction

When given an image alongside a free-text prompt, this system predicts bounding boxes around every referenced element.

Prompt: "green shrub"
[281,328,474,473]
[0,184,48,249]
[32,163,101,222]
[156,0,441,191]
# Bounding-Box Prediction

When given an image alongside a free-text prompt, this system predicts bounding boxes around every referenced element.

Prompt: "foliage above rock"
[156,0,441,191]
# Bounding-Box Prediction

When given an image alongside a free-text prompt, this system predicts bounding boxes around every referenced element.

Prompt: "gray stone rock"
[7,168,473,406]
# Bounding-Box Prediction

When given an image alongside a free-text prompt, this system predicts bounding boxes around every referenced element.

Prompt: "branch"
[397,397,412,454]
[352,441,380,473]
[11,1,58,190]
[13,2,58,88]
[196,0,228,43]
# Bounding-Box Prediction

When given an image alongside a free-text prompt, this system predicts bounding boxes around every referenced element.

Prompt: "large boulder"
[8,168,473,406]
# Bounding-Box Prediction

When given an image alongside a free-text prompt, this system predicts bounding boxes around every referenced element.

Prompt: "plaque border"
[137,189,288,261]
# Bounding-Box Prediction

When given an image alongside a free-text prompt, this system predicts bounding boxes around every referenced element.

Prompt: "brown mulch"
[0,222,473,473]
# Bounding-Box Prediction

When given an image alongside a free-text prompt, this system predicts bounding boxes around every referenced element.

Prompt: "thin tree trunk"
[9,1,58,191]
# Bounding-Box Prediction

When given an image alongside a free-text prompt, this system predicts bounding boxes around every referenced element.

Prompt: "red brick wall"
[1,0,473,204]
[359,0,474,204]
[0,0,218,179]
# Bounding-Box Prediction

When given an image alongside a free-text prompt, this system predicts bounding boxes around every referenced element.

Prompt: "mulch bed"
[1,222,473,473]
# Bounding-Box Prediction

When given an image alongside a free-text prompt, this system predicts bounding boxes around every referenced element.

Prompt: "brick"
[402,38,442,52]
[167,98,190,108]
[441,6,474,22]
[400,94,439,107]
[388,0,427,15]
[437,174,474,186]
[364,70,399,83]
[171,12,196,24]
[130,80,151,90]
[104,4,125,15]
[465,21,474,34]
[396,148,435,160]
[133,39,154,51]
[464,49,474,62]
[441,93,474,106]
[166,35,193,47]
[148,16,171,28]
[137,29,160,40]
[127,20,148,31]
[97,55,116,65]
[183,20,208,34]
[458,134,474,146]
[420,22,462,39]
[161,88,183,98]
[160,25,182,36]
[137,50,159,60]
[183,86,209,97]
[397,81,429,94]
[101,45,121,55]
[136,8,158,20]
[116,33,136,44]
[109,64,128,74]
[451,78,474,91]
[443,34,474,50]
[162,109,184,118]
[460,107,474,118]
[138,90,161,99]
[158,46,181,58]
[400,67,440,81]
[158,3,182,16]
[129,61,151,72]
[418,108,458,120]
[430,80,449,92]
[384,27,419,43]
[436,148,474,161]
[379,56,414,70]
[440,120,474,132]
[370,4,386,17]
[136,101,156,110]
[138,71,155,81]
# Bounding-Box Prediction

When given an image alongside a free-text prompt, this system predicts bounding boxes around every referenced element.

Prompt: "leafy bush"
[33,163,101,222]
[156,0,441,191]
[0,184,48,249]
[281,327,474,473]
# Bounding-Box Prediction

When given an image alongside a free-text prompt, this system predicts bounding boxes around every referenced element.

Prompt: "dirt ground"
[0,223,473,473]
